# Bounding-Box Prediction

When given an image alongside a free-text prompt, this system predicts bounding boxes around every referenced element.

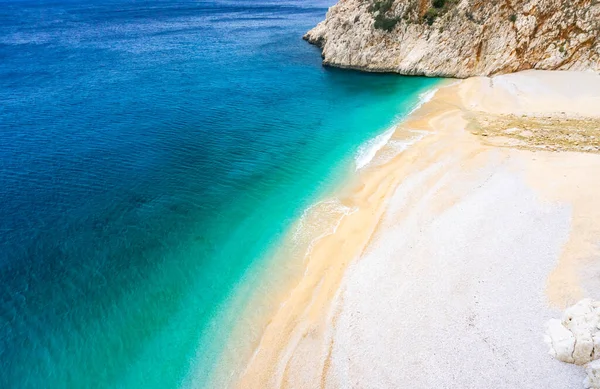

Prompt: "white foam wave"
[407,87,439,115]
[355,128,429,171]
[354,87,438,171]
[354,127,396,171]
[292,198,358,260]
[372,130,427,167]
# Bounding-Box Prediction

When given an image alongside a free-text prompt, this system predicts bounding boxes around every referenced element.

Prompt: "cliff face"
[304,0,600,78]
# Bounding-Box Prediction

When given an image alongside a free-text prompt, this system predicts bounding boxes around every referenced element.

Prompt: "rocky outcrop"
[304,0,600,78]
[545,299,600,388]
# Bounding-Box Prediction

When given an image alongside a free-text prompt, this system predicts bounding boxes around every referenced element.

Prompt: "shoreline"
[202,81,447,388]
[231,78,476,388]
[223,70,600,388]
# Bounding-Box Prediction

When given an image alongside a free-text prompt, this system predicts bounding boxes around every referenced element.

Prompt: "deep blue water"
[0,1,438,387]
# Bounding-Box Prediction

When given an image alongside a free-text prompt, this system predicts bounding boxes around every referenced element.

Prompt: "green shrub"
[370,0,400,32]
[374,15,400,31]
[369,0,394,14]
[424,8,439,25]
[509,14,517,22]
[433,0,446,8]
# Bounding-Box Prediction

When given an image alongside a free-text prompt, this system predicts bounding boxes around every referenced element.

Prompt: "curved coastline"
[220,70,600,388]
[199,82,443,388]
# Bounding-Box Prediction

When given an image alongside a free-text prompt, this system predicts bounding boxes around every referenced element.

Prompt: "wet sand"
[233,70,600,388]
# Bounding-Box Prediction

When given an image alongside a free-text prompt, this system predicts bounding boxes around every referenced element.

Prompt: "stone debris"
[546,299,600,388]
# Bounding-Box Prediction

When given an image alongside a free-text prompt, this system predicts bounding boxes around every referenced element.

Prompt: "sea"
[0,0,438,387]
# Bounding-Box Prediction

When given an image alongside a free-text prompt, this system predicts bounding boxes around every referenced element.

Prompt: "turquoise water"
[0,0,438,387]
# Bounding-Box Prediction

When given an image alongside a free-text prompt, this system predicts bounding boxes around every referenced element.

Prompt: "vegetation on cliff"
[304,0,599,77]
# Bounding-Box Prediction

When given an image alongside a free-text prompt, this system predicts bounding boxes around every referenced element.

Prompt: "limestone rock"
[546,299,600,388]
[546,318,576,363]
[546,299,600,365]
[585,359,600,389]
[304,0,600,78]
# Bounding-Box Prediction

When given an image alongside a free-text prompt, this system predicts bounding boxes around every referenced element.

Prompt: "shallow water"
[0,1,438,387]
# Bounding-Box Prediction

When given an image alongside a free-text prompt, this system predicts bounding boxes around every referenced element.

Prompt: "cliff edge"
[304,0,599,78]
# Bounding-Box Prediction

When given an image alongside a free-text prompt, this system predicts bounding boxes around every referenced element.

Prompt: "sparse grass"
[423,0,457,26]
[369,0,400,32]
[369,0,457,30]
[368,0,394,14]
[424,8,439,25]
[468,113,600,154]
[374,15,400,31]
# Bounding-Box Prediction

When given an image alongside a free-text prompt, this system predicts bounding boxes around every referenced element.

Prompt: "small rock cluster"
[545,299,600,388]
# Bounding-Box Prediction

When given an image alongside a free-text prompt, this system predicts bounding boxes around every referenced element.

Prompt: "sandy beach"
[232,70,600,388]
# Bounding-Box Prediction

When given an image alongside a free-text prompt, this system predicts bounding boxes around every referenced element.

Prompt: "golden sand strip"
[232,71,600,388]
[233,82,472,388]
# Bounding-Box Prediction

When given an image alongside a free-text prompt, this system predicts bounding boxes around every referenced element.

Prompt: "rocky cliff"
[304,0,600,78]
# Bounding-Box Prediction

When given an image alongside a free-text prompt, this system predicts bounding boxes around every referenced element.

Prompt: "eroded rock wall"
[304,0,599,77]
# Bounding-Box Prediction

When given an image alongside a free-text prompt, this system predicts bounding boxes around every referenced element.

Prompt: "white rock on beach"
[546,299,600,388]
[546,318,576,363]
[586,360,600,389]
